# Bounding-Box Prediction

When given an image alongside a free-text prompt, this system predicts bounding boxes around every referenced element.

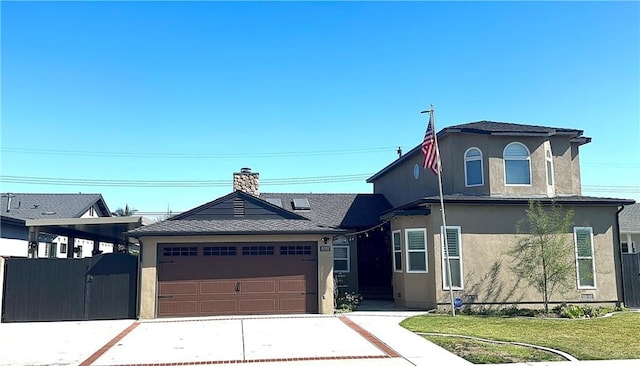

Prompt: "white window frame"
[441,226,463,290]
[545,148,554,187]
[574,227,597,289]
[392,230,403,272]
[464,147,484,187]
[503,142,532,186]
[333,245,350,273]
[405,228,428,273]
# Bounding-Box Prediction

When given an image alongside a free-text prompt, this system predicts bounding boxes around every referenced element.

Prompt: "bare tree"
[508,200,575,312]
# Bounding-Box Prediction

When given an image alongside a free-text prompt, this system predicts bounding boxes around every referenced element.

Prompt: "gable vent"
[292,198,311,210]
[233,198,245,217]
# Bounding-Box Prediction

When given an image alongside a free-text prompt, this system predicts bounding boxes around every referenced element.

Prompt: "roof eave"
[0,215,26,225]
[129,228,347,237]
[387,196,635,211]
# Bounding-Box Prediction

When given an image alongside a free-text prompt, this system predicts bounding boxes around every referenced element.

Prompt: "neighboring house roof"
[129,192,391,237]
[620,203,640,233]
[0,193,111,224]
[387,194,635,213]
[367,120,591,183]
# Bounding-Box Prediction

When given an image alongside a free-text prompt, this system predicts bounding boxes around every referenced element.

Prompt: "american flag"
[422,114,441,175]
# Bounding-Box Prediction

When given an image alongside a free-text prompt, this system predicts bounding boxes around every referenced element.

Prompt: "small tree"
[508,200,575,312]
[112,204,138,217]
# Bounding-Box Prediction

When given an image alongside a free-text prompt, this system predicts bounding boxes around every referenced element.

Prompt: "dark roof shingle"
[128,219,345,236]
[260,193,391,229]
[129,193,391,236]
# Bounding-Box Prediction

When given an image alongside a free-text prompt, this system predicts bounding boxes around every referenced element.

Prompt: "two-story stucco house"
[367,121,634,309]
[129,121,635,319]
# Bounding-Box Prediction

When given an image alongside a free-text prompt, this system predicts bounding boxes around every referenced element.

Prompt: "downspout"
[616,205,626,308]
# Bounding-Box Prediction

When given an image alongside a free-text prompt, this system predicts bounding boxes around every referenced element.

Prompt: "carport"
[24,216,149,257]
[0,217,149,322]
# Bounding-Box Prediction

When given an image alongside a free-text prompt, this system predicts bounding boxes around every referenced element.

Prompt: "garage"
[157,242,318,317]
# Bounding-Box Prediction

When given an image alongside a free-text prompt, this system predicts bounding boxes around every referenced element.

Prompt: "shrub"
[335,292,363,312]
[552,304,623,318]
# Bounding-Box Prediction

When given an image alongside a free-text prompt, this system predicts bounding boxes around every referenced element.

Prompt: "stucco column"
[139,239,158,319]
[318,237,334,314]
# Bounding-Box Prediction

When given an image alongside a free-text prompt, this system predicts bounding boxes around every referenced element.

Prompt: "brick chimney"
[233,167,259,196]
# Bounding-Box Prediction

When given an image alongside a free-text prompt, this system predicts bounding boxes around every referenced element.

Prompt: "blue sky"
[1,1,639,215]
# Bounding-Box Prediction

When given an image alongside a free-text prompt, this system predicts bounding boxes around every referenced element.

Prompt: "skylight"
[292,198,311,210]
[265,198,283,207]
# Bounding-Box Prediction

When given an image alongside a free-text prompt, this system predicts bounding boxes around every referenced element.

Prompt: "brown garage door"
[157,243,318,317]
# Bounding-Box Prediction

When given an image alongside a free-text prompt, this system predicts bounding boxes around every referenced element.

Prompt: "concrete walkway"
[0,319,135,366]
[0,310,467,366]
[0,304,637,366]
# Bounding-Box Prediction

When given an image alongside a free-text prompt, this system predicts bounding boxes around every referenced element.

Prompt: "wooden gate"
[622,252,640,309]
[1,253,138,322]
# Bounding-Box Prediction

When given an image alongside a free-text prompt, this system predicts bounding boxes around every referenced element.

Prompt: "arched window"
[464,147,483,187]
[503,142,531,185]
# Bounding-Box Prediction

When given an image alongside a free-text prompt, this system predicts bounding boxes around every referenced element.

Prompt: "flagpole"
[427,105,456,317]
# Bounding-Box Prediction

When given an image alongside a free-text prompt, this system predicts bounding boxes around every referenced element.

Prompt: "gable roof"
[0,193,111,224]
[169,191,308,221]
[367,120,591,183]
[129,192,391,237]
[620,203,640,233]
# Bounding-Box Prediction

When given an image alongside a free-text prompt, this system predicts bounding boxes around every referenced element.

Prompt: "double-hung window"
[574,227,596,288]
[464,147,483,187]
[392,230,402,272]
[405,228,427,273]
[441,226,463,289]
[504,142,531,185]
[333,246,350,273]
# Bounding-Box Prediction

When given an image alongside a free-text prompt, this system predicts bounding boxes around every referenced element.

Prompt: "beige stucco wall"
[372,152,440,208]
[390,215,436,309]
[137,234,335,319]
[391,203,623,310]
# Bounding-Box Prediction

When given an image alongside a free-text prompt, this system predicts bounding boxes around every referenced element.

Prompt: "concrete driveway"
[0,311,470,366]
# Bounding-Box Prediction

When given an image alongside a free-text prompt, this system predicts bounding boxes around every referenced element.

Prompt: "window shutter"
[333,246,348,259]
[445,228,459,257]
[576,229,592,257]
[407,231,425,250]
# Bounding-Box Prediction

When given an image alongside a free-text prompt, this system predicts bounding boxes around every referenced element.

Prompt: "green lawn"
[421,335,566,364]
[401,312,640,361]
